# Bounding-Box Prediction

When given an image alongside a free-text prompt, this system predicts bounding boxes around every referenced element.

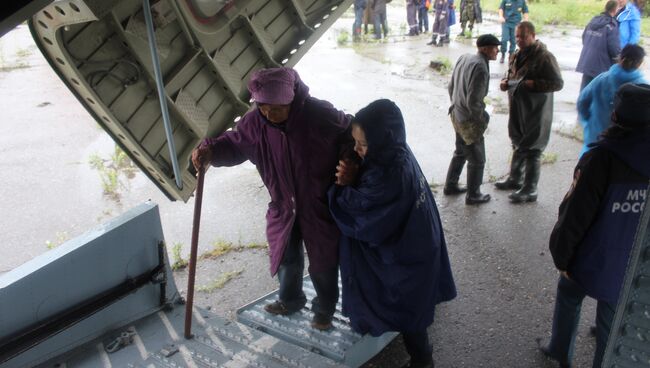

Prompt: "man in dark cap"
[443,34,500,205]
[540,83,650,368]
[191,67,354,331]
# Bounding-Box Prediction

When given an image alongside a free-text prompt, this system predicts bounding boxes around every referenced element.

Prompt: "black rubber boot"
[443,155,467,195]
[495,150,525,190]
[465,165,490,205]
[509,153,540,203]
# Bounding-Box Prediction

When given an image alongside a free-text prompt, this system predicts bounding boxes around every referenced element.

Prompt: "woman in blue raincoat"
[328,99,457,368]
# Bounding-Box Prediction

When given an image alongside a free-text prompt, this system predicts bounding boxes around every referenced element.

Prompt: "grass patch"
[45,231,68,249]
[200,239,268,260]
[430,57,452,74]
[171,243,188,271]
[337,30,350,45]
[481,0,650,33]
[89,145,137,201]
[197,270,244,292]
[542,152,558,165]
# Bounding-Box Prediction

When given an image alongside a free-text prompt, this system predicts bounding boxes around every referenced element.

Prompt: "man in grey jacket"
[444,34,500,205]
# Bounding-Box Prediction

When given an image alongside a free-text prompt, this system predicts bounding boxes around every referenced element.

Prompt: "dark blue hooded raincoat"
[328,99,457,336]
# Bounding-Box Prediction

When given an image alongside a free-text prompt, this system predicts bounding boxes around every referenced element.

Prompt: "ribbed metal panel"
[237,276,398,368]
[602,183,650,368]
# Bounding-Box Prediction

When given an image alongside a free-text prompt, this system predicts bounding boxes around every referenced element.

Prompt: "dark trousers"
[445,133,485,185]
[373,9,388,38]
[580,74,595,92]
[452,132,486,173]
[501,23,516,55]
[403,330,433,365]
[277,222,339,317]
[418,7,429,32]
[547,276,616,368]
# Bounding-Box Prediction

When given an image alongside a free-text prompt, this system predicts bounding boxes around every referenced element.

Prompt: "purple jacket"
[201,76,351,275]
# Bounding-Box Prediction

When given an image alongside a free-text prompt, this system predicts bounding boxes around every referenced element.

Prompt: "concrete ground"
[1,3,649,367]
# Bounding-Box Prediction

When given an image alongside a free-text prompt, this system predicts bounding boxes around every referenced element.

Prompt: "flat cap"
[476,34,501,47]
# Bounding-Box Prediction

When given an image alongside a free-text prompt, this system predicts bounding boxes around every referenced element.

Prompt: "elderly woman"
[192,67,353,331]
[328,99,457,368]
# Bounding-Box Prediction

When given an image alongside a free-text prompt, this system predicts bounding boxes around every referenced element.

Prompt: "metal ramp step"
[236,276,397,368]
[39,305,344,368]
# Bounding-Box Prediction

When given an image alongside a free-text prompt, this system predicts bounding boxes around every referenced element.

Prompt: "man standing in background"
[353,0,367,42]
[444,34,501,205]
[576,0,621,91]
[496,22,563,203]
[371,0,389,39]
[459,0,482,37]
[407,0,420,35]
[498,0,529,63]
[617,0,642,47]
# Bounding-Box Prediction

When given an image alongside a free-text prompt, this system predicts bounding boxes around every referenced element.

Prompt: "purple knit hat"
[247,67,297,105]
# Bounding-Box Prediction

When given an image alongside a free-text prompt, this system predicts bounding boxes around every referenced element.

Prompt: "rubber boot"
[443,155,467,195]
[509,153,540,203]
[495,150,525,190]
[465,165,491,205]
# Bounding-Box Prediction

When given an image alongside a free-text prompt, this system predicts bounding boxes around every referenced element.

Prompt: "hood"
[618,3,641,21]
[596,129,650,178]
[587,13,617,32]
[353,99,408,166]
[607,64,646,87]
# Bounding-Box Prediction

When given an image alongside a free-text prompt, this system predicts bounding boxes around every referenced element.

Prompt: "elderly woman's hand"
[191,145,212,174]
[335,160,359,186]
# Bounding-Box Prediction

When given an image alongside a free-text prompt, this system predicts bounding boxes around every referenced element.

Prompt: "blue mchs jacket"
[549,129,650,303]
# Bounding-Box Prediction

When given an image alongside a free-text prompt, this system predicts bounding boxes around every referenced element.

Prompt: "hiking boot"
[264,300,300,316]
[310,313,333,331]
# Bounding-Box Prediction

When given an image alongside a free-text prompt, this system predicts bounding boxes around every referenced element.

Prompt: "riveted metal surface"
[237,276,398,368]
[29,0,354,202]
[602,183,650,368]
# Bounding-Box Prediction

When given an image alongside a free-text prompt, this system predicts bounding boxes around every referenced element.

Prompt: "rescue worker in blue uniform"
[498,0,529,63]
[539,83,650,368]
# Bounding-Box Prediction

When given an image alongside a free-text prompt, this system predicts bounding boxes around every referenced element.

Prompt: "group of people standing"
[190,1,649,367]
[442,0,649,366]
[444,21,564,205]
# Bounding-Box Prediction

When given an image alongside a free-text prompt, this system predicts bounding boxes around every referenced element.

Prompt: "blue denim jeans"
[353,6,364,37]
[547,275,616,368]
[373,9,388,39]
[418,7,429,32]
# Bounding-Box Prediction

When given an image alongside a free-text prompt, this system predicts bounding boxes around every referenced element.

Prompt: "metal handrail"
[142,0,183,190]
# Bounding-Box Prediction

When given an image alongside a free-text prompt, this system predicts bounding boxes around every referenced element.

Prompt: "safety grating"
[237,276,397,368]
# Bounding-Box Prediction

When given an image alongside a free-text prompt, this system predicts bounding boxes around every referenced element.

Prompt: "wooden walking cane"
[184,166,205,339]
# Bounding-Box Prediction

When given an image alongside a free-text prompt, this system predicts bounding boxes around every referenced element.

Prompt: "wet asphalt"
[2,3,650,367]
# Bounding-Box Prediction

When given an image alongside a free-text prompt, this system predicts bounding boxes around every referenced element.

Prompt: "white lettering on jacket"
[612,190,647,213]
